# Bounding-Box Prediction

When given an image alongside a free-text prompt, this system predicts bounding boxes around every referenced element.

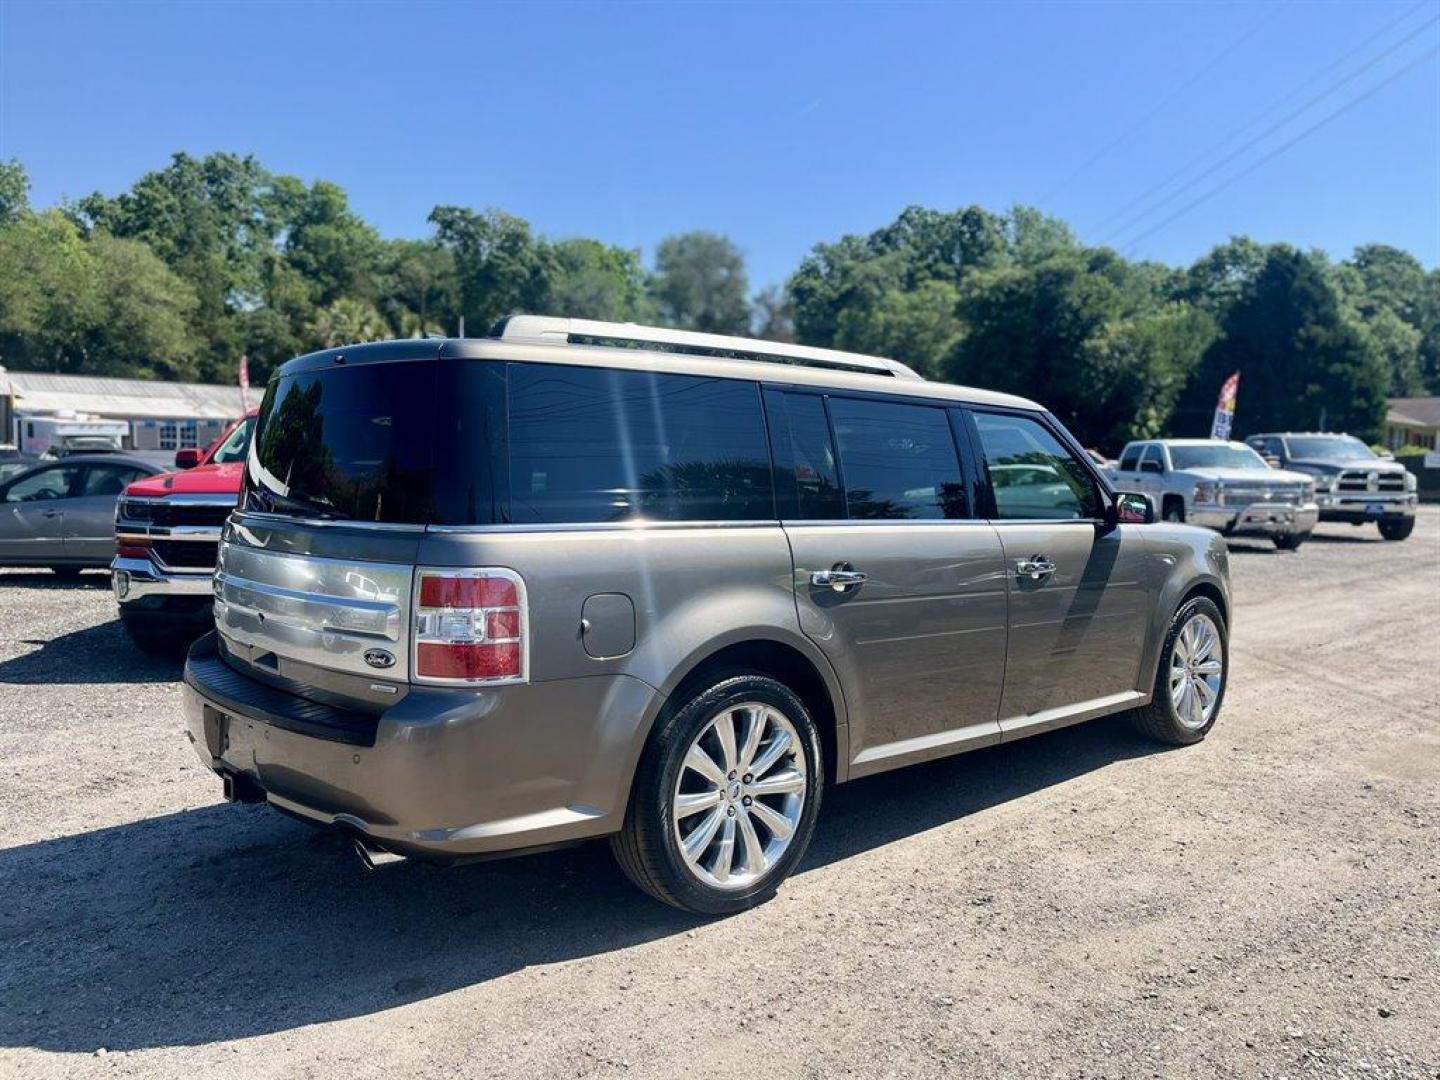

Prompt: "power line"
[1091,0,1430,238]
[1101,8,1438,246]
[1035,5,1285,207]
[1120,44,1439,253]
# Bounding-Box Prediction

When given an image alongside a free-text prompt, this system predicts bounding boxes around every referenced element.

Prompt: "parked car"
[181,317,1231,915]
[0,446,41,484]
[112,411,256,652]
[1244,432,1417,541]
[1111,438,1318,550]
[0,455,164,576]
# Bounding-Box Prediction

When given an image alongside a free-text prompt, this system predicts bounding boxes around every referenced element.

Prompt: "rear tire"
[49,566,85,579]
[1130,596,1228,746]
[1378,517,1414,542]
[611,673,823,916]
[1272,531,1308,551]
[121,617,190,658]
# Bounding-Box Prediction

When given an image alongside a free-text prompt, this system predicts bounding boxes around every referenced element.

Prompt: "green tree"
[429,206,552,333]
[378,239,458,338]
[1177,246,1388,440]
[650,232,750,334]
[547,238,651,321]
[0,159,29,225]
[833,280,962,379]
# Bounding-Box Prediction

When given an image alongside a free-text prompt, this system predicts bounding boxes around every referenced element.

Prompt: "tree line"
[1,153,1436,449]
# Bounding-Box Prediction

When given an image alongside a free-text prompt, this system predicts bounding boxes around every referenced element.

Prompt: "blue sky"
[2,1,1436,288]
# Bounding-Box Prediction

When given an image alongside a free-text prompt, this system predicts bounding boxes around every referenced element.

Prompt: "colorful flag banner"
[1210,371,1239,440]
[239,355,251,413]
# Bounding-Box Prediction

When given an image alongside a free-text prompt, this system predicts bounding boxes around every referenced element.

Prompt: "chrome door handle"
[1016,556,1056,581]
[811,565,868,592]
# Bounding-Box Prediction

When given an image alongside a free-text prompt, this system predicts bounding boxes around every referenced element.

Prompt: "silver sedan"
[0,454,163,577]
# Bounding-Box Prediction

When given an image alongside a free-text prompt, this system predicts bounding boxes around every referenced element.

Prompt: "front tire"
[1273,531,1309,551]
[1131,597,1228,746]
[611,673,823,916]
[1378,517,1414,542]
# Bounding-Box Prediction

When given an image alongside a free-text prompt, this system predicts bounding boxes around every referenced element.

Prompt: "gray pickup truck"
[1111,438,1318,550]
[1244,432,1417,541]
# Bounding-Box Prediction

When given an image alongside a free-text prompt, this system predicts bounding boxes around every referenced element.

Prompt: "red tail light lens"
[116,538,151,559]
[413,569,527,685]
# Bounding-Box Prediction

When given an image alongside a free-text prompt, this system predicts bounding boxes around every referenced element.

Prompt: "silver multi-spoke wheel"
[1170,612,1224,730]
[671,701,808,891]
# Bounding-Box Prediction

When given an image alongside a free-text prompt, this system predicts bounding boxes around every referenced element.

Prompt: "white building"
[2,369,250,454]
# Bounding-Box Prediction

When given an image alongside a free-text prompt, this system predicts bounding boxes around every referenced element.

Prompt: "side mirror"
[174,448,203,469]
[1114,492,1154,525]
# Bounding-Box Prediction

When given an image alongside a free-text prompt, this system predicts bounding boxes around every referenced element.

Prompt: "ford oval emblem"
[364,648,396,670]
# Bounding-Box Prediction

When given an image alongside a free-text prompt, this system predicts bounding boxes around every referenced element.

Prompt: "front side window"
[210,416,255,464]
[773,392,843,519]
[81,465,146,496]
[4,466,80,502]
[973,412,1100,520]
[1118,445,1141,472]
[507,364,773,524]
[828,397,967,520]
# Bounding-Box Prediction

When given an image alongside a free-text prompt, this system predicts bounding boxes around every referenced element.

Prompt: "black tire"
[1378,517,1415,542]
[1162,499,1185,523]
[49,566,85,579]
[1272,531,1309,551]
[611,673,824,916]
[1130,596,1228,746]
[121,617,190,658]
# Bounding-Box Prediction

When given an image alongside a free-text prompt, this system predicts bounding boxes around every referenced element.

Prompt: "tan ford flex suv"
[182,316,1232,915]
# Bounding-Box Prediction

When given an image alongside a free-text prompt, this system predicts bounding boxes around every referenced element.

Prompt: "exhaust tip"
[352,837,406,870]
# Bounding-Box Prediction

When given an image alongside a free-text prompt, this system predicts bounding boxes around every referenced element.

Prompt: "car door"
[771,389,1009,778]
[64,463,151,562]
[0,464,84,564]
[966,409,1154,737]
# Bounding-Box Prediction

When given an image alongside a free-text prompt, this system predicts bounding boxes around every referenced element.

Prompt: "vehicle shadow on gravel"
[0,570,112,589]
[0,716,1161,1054]
[0,621,183,684]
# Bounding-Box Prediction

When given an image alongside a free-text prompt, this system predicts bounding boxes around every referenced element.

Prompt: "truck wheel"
[1130,596,1227,746]
[611,673,823,916]
[1162,499,1185,523]
[121,617,189,657]
[1273,531,1309,551]
[1378,517,1414,541]
[50,566,85,579]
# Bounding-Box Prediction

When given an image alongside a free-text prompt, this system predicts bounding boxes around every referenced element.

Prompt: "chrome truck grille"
[1220,483,1305,506]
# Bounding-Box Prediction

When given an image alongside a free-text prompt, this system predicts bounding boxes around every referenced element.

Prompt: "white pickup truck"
[1110,438,1318,551]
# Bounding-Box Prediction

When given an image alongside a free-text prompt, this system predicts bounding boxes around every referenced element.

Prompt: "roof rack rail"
[490,315,924,380]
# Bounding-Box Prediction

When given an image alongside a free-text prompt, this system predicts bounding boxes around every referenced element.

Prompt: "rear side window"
[507,364,773,523]
[972,411,1100,520]
[771,392,844,520]
[828,397,967,520]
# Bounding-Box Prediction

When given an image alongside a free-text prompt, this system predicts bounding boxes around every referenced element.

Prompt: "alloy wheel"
[671,701,808,891]
[1170,613,1224,730]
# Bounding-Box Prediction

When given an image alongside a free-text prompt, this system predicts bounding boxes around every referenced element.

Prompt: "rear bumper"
[181,632,662,860]
[1187,502,1319,536]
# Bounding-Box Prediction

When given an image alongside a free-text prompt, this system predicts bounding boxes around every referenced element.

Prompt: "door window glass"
[80,465,147,496]
[973,412,1100,520]
[1118,445,1141,472]
[828,397,967,520]
[1139,444,1164,473]
[4,466,79,502]
[775,393,843,519]
[508,364,773,523]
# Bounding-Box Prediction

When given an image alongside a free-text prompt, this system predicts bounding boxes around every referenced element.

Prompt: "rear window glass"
[507,364,773,523]
[247,358,504,525]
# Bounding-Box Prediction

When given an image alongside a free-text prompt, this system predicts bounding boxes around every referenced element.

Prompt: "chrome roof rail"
[490,315,924,380]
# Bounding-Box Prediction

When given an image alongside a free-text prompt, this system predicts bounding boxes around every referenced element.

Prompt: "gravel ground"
[2,510,1437,1079]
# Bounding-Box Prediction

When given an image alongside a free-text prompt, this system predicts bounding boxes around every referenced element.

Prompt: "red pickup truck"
[111,411,256,652]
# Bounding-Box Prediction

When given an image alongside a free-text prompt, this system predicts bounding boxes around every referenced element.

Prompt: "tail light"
[412,568,527,685]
